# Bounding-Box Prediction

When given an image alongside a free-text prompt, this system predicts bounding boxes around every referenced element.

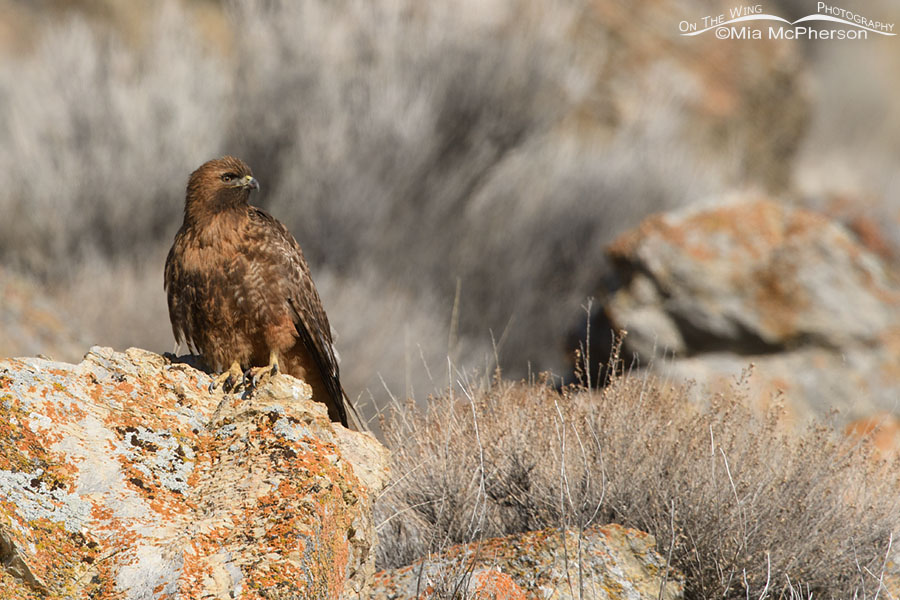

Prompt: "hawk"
[164,156,362,430]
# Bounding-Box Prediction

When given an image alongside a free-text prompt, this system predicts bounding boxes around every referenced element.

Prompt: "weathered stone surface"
[370,524,683,600]
[608,196,900,353]
[605,196,900,423]
[845,413,900,460]
[0,347,388,599]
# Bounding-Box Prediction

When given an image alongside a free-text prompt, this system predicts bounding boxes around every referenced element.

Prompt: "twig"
[658,499,675,600]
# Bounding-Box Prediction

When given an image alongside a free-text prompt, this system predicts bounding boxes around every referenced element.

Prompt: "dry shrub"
[0,5,228,279]
[376,364,900,598]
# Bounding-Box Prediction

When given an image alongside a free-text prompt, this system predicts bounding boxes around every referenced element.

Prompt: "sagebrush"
[375,364,900,598]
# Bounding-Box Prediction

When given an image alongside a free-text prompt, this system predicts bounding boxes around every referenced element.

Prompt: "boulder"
[370,524,683,600]
[845,413,900,461]
[0,347,388,599]
[604,196,900,423]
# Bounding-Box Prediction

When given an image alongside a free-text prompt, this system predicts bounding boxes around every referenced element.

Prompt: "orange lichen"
[174,401,367,599]
[374,523,684,599]
[0,350,375,599]
[470,569,527,600]
[235,432,359,598]
[0,395,73,490]
[0,500,103,598]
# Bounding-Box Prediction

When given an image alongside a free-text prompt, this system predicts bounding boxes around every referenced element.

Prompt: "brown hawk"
[164,156,362,430]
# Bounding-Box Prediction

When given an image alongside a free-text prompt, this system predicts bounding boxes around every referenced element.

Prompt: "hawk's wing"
[249,208,364,431]
[164,227,198,355]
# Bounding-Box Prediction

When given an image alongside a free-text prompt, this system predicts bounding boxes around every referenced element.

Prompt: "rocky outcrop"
[604,196,900,423]
[0,347,388,599]
[370,524,683,600]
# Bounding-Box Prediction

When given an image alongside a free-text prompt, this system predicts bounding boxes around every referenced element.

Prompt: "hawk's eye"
[221,173,237,183]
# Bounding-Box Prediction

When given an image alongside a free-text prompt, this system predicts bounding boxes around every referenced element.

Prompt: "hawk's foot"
[241,352,281,394]
[209,361,245,394]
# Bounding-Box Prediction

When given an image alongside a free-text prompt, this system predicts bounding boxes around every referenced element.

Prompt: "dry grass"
[375,358,900,598]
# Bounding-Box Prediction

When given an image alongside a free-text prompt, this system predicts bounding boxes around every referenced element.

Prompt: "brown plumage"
[164,156,362,430]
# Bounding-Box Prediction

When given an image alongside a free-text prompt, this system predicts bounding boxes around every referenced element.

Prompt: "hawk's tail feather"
[340,382,367,433]
[288,298,366,432]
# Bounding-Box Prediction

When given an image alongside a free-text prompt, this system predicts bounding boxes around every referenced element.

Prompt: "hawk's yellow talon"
[209,361,244,393]
[244,351,281,390]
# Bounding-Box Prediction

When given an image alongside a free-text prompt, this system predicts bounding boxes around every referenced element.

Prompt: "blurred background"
[0,0,898,415]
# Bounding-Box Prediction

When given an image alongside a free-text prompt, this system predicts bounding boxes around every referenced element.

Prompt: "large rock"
[0,347,388,599]
[370,524,683,600]
[604,196,900,423]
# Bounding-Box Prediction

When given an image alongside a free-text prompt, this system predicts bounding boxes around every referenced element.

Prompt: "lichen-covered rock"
[370,524,683,600]
[607,196,900,353]
[0,347,388,599]
[604,196,900,423]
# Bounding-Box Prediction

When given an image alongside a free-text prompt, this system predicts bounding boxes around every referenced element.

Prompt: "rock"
[845,413,900,461]
[604,196,900,423]
[370,524,683,600]
[0,346,388,599]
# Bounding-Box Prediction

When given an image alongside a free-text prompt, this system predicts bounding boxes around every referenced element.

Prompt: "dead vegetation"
[376,358,900,598]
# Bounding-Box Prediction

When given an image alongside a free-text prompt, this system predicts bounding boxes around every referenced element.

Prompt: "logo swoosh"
[792,14,896,35]
[682,12,896,36]
[682,14,790,36]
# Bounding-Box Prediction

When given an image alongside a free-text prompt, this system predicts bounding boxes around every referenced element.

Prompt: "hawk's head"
[184,156,260,220]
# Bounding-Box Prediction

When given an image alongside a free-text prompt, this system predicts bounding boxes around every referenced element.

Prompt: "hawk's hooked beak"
[241,175,260,192]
